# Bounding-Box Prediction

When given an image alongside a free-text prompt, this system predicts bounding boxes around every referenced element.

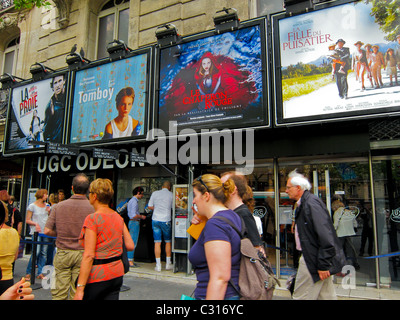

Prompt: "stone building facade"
[0,0,260,79]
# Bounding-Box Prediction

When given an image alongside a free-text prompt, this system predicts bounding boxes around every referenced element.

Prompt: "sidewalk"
[127,261,400,300]
[14,255,400,300]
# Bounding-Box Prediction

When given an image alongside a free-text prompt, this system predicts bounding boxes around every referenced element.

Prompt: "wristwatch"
[77,283,85,288]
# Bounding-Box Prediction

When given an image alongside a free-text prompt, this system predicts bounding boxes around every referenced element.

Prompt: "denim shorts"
[152,220,172,243]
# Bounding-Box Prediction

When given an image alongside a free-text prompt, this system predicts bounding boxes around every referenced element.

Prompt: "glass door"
[277,157,376,285]
[247,165,275,268]
[371,157,400,289]
[276,163,314,278]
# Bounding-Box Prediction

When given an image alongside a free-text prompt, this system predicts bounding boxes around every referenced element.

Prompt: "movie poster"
[157,21,267,132]
[174,185,188,239]
[275,1,400,124]
[5,73,67,153]
[69,53,148,144]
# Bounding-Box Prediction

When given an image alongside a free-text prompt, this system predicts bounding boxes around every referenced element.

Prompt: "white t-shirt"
[148,188,173,222]
[27,203,49,235]
[333,207,357,237]
[253,215,263,236]
[110,115,133,138]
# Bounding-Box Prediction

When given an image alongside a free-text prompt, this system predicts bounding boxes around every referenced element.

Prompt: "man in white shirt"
[148,181,173,271]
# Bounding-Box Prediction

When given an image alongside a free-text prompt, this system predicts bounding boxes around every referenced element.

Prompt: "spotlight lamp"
[66,45,91,70]
[155,24,181,47]
[0,73,26,90]
[30,62,55,81]
[106,39,132,61]
[213,7,240,34]
[283,0,314,15]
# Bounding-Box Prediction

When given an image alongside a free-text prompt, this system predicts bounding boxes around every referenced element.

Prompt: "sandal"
[25,274,31,281]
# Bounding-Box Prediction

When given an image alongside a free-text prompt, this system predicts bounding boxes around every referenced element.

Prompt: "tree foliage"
[282,61,332,79]
[364,0,400,41]
[13,0,51,10]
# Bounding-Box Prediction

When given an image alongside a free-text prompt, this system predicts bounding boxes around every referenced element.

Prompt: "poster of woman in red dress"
[157,21,268,133]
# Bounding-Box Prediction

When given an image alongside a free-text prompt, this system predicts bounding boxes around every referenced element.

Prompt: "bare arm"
[44,227,56,237]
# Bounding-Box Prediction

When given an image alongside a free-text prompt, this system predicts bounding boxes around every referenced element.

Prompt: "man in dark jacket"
[334,38,351,99]
[286,170,345,300]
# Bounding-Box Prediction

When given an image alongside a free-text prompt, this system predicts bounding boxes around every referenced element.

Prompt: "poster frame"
[153,17,271,137]
[65,46,153,147]
[172,184,190,253]
[272,0,400,127]
[3,69,70,156]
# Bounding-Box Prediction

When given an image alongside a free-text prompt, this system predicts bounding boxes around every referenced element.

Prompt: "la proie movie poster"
[69,53,148,144]
[278,1,400,123]
[158,23,266,132]
[5,74,67,153]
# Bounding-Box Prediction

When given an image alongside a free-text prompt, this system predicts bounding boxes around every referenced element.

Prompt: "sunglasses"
[196,175,209,192]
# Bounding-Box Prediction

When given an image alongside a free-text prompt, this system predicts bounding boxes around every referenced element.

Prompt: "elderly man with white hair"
[286,170,345,300]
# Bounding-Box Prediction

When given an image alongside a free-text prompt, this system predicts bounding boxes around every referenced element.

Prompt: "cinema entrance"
[208,153,400,288]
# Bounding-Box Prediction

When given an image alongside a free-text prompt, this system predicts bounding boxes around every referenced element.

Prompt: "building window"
[97,0,130,59]
[2,36,19,75]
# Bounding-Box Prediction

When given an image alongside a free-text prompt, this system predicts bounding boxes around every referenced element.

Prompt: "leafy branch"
[13,0,51,10]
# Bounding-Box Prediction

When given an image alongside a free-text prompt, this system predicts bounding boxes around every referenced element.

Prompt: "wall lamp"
[106,39,132,61]
[213,7,240,34]
[284,0,314,15]
[0,73,26,90]
[155,24,181,47]
[30,62,55,81]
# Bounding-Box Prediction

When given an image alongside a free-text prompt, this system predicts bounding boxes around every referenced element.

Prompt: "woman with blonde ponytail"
[188,174,241,300]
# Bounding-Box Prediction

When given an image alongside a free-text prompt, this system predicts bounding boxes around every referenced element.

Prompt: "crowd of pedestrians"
[0,169,346,301]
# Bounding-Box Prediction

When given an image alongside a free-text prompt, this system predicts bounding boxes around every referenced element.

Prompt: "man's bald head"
[72,173,90,195]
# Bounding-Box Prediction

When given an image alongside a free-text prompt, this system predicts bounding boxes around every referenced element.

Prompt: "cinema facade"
[1,0,400,291]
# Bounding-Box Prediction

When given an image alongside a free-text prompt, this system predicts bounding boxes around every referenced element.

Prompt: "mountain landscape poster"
[273,0,400,125]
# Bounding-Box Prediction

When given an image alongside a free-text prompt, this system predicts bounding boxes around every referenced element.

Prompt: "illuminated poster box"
[156,18,270,134]
[4,72,68,155]
[272,0,400,126]
[68,49,151,145]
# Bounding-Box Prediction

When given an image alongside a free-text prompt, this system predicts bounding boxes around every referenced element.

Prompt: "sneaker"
[155,264,161,272]
[165,263,173,270]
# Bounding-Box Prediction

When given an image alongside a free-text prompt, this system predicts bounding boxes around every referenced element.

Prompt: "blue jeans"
[26,235,50,275]
[152,220,171,243]
[127,220,140,261]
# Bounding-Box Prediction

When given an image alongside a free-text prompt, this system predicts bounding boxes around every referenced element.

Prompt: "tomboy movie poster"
[5,74,67,153]
[277,1,400,123]
[69,53,147,143]
[157,23,266,132]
